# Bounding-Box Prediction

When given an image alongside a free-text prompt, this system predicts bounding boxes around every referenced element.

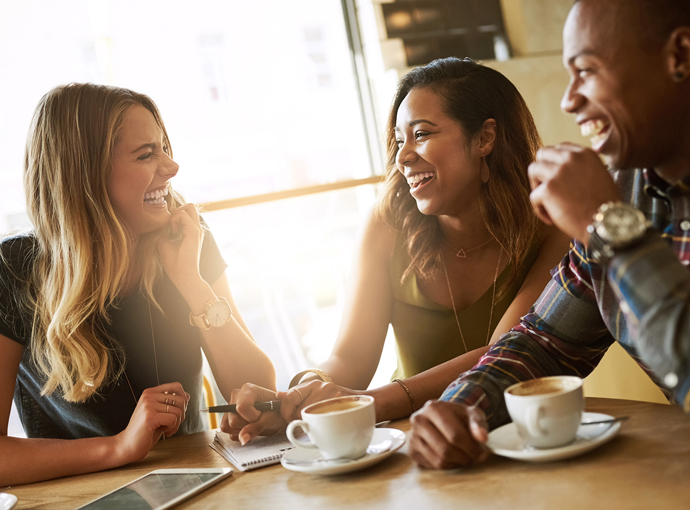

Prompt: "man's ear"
[666,27,690,81]
[478,118,497,155]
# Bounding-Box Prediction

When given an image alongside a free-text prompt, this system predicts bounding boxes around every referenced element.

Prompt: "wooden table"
[6,398,690,509]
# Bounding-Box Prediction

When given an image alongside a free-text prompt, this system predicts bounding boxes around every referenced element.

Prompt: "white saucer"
[487,412,623,463]
[0,493,17,510]
[281,428,406,475]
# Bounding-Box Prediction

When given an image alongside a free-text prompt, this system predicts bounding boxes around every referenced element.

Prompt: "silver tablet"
[76,468,234,510]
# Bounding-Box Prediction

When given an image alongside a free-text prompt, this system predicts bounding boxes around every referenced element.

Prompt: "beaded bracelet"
[393,378,417,413]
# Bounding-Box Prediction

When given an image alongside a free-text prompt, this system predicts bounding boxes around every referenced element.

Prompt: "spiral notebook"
[209,431,295,471]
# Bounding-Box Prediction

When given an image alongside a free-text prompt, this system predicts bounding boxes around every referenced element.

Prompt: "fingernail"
[239,433,250,446]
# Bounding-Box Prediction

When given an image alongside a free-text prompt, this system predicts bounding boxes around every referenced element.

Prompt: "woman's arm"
[316,211,398,389]
[0,334,189,486]
[200,272,277,396]
[156,204,276,397]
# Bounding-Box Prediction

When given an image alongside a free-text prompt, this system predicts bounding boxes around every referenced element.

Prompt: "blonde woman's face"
[108,105,179,236]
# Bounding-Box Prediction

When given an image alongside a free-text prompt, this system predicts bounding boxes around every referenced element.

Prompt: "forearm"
[0,434,124,486]
[367,346,490,421]
[608,231,690,408]
[202,317,276,396]
[179,279,276,397]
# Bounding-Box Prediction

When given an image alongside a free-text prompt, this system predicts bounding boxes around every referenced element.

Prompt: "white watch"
[189,297,233,330]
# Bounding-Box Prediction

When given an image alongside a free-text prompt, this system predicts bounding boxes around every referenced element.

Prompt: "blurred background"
[1,0,666,436]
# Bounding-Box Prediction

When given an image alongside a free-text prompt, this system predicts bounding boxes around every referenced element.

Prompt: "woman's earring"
[674,71,686,82]
[480,156,490,184]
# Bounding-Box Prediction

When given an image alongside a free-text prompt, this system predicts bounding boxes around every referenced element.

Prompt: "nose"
[159,153,179,178]
[395,139,418,169]
[560,79,584,114]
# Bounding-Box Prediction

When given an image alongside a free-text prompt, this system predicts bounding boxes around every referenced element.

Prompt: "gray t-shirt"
[0,228,227,439]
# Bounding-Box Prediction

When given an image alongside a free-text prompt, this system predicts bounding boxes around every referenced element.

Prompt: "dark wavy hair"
[376,57,542,295]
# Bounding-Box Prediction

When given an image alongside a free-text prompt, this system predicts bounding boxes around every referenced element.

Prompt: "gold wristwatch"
[189,297,233,330]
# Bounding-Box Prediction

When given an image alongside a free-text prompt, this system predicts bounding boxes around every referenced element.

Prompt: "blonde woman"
[224,57,570,444]
[0,83,275,485]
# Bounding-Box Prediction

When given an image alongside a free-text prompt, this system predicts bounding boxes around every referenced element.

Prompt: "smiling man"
[408,0,690,469]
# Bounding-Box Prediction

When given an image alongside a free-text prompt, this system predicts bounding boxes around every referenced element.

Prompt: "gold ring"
[171,397,176,406]
[164,391,169,395]
[294,387,305,404]
[172,392,177,396]
[165,397,169,405]
[166,405,170,413]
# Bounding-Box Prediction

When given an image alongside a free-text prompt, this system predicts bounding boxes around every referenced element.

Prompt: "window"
[0,0,401,423]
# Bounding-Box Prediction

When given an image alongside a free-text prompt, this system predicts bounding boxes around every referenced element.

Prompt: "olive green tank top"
[389,235,539,380]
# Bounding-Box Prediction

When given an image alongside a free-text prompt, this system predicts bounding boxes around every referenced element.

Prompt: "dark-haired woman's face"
[108,105,179,236]
[394,87,483,217]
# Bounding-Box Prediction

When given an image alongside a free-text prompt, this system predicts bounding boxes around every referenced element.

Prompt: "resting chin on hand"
[408,400,490,470]
[528,143,621,245]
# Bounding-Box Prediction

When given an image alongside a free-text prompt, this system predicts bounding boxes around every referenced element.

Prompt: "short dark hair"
[576,0,690,46]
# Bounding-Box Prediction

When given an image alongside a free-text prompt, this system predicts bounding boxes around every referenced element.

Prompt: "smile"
[143,186,169,206]
[580,119,610,150]
[407,172,435,190]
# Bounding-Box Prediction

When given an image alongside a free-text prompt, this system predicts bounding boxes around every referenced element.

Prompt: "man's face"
[560,0,676,170]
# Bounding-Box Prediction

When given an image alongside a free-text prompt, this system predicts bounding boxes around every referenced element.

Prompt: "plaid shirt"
[441,168,690,428]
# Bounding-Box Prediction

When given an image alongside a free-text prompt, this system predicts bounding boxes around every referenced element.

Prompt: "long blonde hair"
[377,58,541,296]
[20,83,185,402]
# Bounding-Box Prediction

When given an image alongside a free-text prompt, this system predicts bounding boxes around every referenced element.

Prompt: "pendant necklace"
[441,247,502,353]
[122,300,160,405]
[443,237,493,258]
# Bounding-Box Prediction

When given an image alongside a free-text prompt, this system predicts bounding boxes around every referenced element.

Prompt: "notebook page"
[210,431,295,471]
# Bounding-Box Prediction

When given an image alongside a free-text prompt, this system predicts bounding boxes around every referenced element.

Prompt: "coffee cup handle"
[286,420,318,449]
[526,406,546,437]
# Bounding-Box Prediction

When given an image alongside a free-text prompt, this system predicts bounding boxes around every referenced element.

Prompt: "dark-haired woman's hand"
[114,382,190,464]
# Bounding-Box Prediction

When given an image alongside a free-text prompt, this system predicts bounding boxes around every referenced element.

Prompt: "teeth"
[580,119,607,138]
[143,187,170,201]
[406,172,434,187]
[143,187,169,205]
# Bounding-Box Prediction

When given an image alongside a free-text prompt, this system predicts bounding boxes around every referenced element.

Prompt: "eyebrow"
[566,50,597,65]
[130,142,157,154]
[394,119,438,131]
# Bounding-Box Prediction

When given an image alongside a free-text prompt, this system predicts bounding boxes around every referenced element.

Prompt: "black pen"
[200,400,282,413]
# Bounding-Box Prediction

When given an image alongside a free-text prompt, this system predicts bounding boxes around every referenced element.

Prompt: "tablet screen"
[79,471,228,510]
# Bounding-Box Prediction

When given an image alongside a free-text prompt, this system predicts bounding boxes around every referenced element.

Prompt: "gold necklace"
[123,301,160,405]
[443,237,493,258]
[442,247,502,352]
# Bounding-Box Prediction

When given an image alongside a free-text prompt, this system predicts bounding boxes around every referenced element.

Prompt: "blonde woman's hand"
[157,203,204,291]
[220,383,286,445]
[114,382,190,465]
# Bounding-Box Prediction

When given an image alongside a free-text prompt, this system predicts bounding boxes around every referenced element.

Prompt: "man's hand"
[528,143,621,244]
[408,400,490,470]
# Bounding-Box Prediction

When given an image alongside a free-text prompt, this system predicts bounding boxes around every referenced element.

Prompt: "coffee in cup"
[285,395,375,460]
[504,376,583,449]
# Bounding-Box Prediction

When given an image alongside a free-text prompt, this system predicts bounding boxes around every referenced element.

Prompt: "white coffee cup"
[504,376,583,449]
[285,395,375,460]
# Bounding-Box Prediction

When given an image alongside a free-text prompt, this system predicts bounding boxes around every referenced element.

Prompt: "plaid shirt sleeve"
[439,241,616,429]
[608,231,690,412]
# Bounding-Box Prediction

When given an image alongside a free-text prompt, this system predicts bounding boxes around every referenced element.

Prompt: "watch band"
[189,297,232,330]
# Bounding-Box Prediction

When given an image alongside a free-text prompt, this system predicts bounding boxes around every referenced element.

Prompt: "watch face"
[206,300,232,327]
[600,205,646,244]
